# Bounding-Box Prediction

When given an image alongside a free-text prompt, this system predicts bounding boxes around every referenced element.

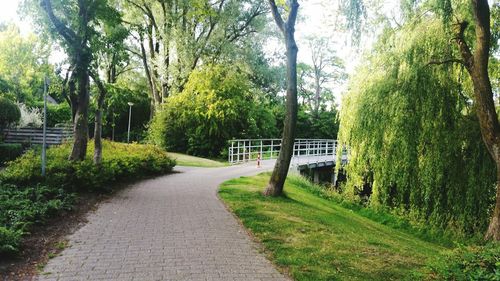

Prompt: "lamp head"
[127,102,134,106]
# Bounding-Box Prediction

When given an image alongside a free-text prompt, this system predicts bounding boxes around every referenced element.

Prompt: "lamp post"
[42,76,50,176]
[127,102,134,143]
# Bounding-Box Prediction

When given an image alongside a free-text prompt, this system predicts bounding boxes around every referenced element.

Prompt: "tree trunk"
[68,74,78,123]
[264,0,299,196]
[69,65,90,161]
[91,72,107,165]
[314,72,321,116]
[139,34,161,110]
[454,0,500,240]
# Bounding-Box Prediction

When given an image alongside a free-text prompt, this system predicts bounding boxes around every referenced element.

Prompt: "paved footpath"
[38,160,289,281]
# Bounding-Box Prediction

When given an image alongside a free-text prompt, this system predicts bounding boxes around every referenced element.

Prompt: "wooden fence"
[3,126,73,146]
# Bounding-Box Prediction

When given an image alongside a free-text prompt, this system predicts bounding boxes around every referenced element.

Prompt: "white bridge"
[228,139,348,170]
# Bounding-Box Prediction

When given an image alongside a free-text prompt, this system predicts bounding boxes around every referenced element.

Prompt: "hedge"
[0,143,23,165]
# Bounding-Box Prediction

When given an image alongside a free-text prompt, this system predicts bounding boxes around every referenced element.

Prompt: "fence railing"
[3,126,73,146]
[228,138,339,164]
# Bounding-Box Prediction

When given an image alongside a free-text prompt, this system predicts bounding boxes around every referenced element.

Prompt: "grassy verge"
[167,152,227,167]
[219,173,446,281]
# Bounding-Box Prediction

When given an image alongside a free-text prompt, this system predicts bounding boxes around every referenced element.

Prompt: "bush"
[0,226,22,256]
[0,184,75,256]
[0,141,176,192]
[422,244,500,280]
[0,143,23,165]
[16,102,43,128]
[0,141,175,254]
[0,97,21,130]
[31,102,71,127]
[148,64,277,157]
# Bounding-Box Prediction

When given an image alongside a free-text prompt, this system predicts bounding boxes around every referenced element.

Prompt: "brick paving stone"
[37,161,290,281]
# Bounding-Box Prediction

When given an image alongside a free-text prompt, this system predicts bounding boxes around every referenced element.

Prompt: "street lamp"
[42,76,50,176]
[127,102,134,143]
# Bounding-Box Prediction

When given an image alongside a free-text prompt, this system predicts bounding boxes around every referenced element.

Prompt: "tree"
[90,11,129,164]
[27,0,125,161]
[263,0,299,197]
[149,64,276,157]
[36,0,94,161]
[307,37,345,116]
[337,18,496,237]
[122,0,267,112]
[451,1,500,240]
[0,25,52,103]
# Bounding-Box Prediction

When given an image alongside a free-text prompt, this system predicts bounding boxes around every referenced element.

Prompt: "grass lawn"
[219,173,446,281]
[166,152,227,167]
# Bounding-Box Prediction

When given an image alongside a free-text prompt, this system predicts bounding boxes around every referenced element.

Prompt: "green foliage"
[0,24,52,103]
[0,184,75,231]
[338,19,496,237]
[0,226,23,256]
[422,243,500,280]
[0,141,176,192]
[0,144,24,165]
[0,184,75,255]
[31,102,71,127]
[100,76,151,142]
[0,97,21,130]
[149,64,277,157]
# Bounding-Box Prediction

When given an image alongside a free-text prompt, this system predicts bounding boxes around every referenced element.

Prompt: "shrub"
[148,64,277,157]
[0,226,22,256]
[0,97,21,130]
[16,103,43,128]
[0,143,23,165]
[31,102,71,127]
[0,184,75,255]
[0,140,176,192]
[422,244,500,280]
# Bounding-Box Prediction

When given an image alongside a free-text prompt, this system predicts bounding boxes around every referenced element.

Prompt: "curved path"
[38,160,289,281]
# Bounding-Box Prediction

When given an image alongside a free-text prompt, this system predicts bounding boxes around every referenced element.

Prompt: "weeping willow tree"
[337,18,497,236]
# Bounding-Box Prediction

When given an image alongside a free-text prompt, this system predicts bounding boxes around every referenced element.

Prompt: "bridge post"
[237,141,240,163]
[332,171,337,186]
[260,140,263,160]
[270,140,274,159]
[313,170,319,184]
[229,141,233,163]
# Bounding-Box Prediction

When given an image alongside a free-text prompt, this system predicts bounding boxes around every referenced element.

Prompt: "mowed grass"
[219,173,445,281]
[166,152,227,167]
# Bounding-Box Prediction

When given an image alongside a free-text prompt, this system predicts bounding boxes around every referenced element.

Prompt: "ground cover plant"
[0,140,175,255]
[219,173,446,280]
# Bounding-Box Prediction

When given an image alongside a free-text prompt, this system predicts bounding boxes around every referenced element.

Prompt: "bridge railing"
[228,138,338,164]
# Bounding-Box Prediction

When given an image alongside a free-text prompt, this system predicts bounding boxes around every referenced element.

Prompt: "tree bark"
[90,72,107,165]
[139,32,161,109]
[454,0,500,240]
[68,72,78,122]
[69,64,90,161]
[314,72,321,116]
[264,0,299,197]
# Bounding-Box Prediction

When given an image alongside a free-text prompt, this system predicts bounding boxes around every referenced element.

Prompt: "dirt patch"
[0,192,110,281]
